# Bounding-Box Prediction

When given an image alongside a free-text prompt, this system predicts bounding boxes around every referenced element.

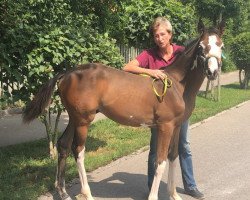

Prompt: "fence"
[118,45,142,63]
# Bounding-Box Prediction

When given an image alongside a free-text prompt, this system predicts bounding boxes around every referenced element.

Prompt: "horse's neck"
[166,55,194,82]
[182,66,206,120]
[167,56,205,120]
[184,66,205,98]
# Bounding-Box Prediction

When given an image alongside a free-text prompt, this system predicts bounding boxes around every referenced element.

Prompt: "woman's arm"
[123,59,167,80]
[123,59,149,74]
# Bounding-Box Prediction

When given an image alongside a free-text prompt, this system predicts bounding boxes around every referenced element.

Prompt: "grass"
[0,121,150,200]
[191,84,250,123]
[0,83,250,199]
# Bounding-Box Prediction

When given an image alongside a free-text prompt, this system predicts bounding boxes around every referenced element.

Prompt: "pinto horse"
[23,20,225,200]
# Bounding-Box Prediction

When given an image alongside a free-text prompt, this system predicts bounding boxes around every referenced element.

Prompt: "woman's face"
[153,25,172,49]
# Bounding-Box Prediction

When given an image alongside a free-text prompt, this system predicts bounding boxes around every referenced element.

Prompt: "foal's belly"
[99,106,155,127]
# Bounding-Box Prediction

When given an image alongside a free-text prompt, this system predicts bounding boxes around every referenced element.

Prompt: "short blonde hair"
[150,17,173,35]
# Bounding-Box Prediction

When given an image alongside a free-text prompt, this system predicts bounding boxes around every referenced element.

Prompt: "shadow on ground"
[46,172,188,200]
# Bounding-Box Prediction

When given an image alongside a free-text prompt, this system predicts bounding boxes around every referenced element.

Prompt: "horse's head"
[197,19,225,80]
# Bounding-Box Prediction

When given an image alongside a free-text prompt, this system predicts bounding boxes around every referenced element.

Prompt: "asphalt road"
[39,100,250,200]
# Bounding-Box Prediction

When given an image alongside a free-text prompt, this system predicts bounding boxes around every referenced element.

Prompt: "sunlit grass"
[191,84,250,123]
[0,83,249,199]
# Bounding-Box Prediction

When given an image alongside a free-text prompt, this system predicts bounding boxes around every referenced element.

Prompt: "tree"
[231,32,250,89]
[118,0,197,48]
[187,0,244,24]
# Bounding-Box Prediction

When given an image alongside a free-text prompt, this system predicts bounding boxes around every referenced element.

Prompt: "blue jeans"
[148,120,197,191]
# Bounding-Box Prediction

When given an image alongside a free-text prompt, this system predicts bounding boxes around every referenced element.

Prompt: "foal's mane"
[163,36,201,73]
[184,38,199,50]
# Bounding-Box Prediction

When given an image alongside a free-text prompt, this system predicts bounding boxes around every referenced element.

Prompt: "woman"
[123,17,204,200]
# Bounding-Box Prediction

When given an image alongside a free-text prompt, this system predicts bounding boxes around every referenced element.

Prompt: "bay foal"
[23,20,224,200]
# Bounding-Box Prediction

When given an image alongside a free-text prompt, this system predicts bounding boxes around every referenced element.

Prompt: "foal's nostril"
[207,70,212,76]
[213,70,218,78]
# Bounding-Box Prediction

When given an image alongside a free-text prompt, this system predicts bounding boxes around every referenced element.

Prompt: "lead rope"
[140,74,172,102]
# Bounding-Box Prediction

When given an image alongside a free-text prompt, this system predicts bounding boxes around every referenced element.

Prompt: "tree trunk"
[49,141,57,159]
[217,68,221,101]
[41,109,62,159]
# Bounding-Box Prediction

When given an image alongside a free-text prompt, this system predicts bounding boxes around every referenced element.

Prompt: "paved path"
[39,100,250,200]
[0,71,239,147]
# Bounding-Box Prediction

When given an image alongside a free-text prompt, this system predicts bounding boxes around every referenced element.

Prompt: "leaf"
[44,47,52,52]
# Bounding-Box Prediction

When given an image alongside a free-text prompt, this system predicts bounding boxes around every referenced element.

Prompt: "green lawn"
[0,83,250,200]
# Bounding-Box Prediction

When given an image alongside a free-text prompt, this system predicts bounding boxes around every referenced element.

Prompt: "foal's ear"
[197,18,205,34]
[218,20,226,36]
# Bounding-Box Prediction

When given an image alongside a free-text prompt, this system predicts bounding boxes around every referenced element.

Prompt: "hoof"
[61,193,72,200]
[148,196,158,200]
[76,194,95,200]
[170,194,182,200]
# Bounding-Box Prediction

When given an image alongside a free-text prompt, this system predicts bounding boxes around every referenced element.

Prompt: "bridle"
[196,45,210,76]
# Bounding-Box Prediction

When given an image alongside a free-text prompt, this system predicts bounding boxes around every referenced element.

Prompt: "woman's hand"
[148,69,167,80]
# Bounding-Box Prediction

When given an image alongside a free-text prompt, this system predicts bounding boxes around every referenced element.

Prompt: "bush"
[0,0,124,105]
[230,32,250,70]
[221,50,237,72]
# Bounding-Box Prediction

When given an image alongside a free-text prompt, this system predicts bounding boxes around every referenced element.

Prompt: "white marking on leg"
[168,158,182,200]
[77,147,94,200]
[148,161,166,200]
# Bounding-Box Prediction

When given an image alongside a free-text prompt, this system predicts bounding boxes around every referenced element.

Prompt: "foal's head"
[197,20,225,80]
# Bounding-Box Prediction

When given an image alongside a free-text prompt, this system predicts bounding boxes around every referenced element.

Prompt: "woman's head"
[150,17,173,49]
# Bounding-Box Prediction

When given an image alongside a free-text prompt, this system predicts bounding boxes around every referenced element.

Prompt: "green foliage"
[0,0,124,155]
[193,0,245,24]
[0,0,124,108]
[25,27,123,98]
[68,0,125,34]
[119,0,196,48]
[230,32,250,70]
[221,50,237,72]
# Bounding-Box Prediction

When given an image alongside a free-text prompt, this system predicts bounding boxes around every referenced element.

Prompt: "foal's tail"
[23,73,65,123]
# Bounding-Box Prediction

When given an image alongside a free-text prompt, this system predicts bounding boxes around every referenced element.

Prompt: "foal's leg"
[148,123,173,200]
[168,159,182,200]
[55,121,75,200]
[168,127,182,200]
[72,124,94,200]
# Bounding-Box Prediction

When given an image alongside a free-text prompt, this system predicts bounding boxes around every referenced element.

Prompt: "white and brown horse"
[23,20,224,200]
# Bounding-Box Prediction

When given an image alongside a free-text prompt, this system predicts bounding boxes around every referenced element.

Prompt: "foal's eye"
[198,46,204,53]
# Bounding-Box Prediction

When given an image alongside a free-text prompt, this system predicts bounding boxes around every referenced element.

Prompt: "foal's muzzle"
[204,56,220,80]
